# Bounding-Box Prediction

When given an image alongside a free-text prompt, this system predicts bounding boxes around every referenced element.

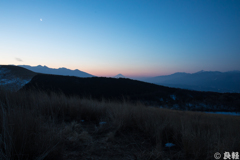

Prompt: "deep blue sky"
[1,0,240,77]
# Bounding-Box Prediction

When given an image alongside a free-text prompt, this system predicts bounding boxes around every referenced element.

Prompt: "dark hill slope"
[21,74,240,111]
[0,65,37,79]
[0,65,38,91]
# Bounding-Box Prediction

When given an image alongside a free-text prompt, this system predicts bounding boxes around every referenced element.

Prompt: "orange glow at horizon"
[31,64,175,77]
[79,68,172,77]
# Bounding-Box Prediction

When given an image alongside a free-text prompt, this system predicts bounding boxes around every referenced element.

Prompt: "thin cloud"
[15,58,23,62]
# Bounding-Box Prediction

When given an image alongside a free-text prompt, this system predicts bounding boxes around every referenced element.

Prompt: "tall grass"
[0,88,239,159]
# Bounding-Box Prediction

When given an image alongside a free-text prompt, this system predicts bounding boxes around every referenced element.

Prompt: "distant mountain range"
[19,65,95,77]
[1,64,240,93]
[138,70,240,93]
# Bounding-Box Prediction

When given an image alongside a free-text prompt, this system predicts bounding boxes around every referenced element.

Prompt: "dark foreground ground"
[0,88,239,160]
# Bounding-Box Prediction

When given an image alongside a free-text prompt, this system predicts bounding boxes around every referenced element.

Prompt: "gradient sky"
[1,0,240,77]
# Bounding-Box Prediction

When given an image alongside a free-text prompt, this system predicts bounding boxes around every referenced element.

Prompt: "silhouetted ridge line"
[141,70,240,93]
[18,65,95,77]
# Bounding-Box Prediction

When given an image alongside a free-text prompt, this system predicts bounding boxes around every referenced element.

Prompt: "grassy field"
[0,87,239,160]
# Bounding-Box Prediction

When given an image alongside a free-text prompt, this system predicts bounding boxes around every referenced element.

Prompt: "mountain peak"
[197,70,205,73]
[114,74,125,78]
[59,67,67,70]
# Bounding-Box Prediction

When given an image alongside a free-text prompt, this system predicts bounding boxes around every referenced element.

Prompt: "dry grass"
[0,88,239,160]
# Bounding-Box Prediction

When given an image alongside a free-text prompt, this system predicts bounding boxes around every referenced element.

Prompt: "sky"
[1,0,240,77]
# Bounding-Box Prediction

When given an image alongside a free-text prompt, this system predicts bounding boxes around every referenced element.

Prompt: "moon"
[40,18,42,21]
